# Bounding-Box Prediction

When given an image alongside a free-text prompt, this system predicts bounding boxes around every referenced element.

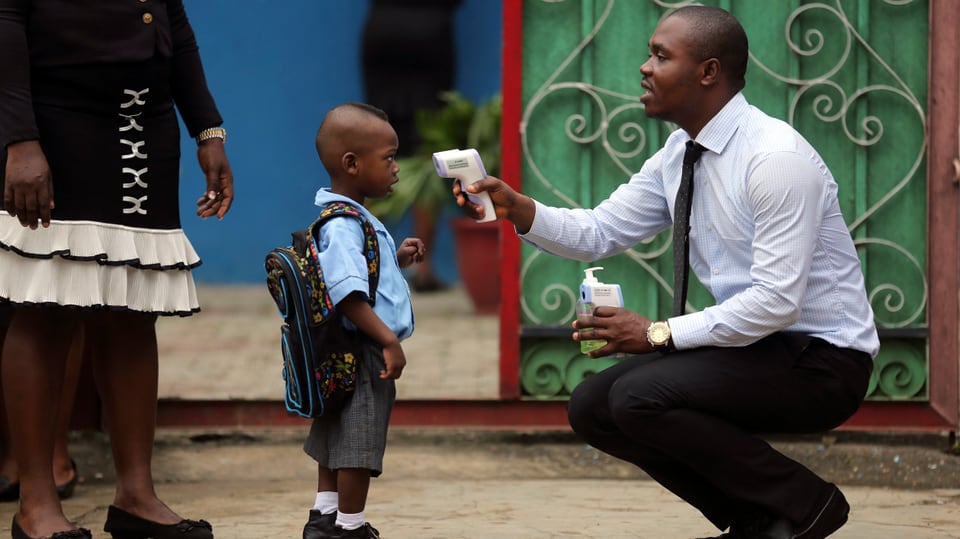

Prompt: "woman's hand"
[195,138,234,220]
[3,140,54,229]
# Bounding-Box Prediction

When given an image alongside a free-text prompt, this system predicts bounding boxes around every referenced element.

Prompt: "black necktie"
[673,140,705,316]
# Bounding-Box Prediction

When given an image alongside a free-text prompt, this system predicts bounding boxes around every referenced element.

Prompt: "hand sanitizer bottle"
[576,266,624,355]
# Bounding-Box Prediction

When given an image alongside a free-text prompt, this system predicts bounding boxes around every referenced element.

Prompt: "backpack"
[264,201,380,418]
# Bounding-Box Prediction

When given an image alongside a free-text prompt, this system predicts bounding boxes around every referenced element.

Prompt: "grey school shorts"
[303,339,396,476]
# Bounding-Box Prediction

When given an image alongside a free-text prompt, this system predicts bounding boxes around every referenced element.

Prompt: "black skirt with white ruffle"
[0,57,201,316]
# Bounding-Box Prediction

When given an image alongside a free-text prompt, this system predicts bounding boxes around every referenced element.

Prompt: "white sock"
[313,491,338,514]
[336,510,365,530]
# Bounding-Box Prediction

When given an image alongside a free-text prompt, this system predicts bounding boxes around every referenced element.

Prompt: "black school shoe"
[333,523,380,539]
[303,510,337,539]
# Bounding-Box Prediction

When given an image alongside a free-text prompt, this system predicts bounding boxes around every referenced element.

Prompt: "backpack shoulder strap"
[308,201,380,303]
[290,228,310,255]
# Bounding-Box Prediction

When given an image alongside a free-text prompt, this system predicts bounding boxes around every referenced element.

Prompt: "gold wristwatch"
[195,127,226,145]
[646,320,672,351]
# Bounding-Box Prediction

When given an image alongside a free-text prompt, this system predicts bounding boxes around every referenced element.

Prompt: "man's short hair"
[667,6,749,87]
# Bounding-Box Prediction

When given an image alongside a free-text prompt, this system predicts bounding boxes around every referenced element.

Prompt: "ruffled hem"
[0,214,201,270]
[2,300,199,318]
[0,229,200,316]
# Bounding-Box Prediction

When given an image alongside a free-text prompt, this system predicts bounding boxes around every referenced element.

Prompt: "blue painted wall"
[178,0,503,283]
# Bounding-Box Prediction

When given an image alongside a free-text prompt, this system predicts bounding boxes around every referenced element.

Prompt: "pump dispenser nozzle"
[583,266,604,284]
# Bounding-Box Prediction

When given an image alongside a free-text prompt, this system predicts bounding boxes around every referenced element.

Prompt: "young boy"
[301,102,424,539]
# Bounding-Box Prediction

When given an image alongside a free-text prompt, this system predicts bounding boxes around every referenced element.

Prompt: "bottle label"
[580,336,607,354]
[576,301,607,354]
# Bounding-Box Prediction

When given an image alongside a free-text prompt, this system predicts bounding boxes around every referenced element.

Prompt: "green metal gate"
[515,1,931,407]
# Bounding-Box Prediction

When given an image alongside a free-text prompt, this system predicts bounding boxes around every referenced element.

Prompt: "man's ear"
[341,152,359,175]
[700,57,721,87]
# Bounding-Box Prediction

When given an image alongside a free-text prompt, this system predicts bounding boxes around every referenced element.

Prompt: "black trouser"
[566,332,873,531]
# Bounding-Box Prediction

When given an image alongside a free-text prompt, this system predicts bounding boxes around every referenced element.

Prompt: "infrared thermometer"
[432,148,497,223]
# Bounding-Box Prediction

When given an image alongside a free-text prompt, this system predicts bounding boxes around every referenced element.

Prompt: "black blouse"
[0,0,222,149]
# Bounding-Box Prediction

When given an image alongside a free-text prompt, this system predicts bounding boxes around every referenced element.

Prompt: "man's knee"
[607,377,667,430]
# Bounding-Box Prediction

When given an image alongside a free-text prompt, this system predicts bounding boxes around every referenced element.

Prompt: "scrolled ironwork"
[520,0,928,400]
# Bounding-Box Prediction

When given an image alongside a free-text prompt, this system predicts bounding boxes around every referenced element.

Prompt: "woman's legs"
[86,309,182,524]
[3,306,82,536]
[0,306,17,486]
[0,320,83,491]
[53,328,83,491]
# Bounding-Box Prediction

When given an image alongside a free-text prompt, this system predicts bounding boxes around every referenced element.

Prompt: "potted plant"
[367,91,502,313]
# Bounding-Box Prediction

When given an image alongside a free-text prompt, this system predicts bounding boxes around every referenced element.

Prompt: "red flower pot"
[450,217,501,315]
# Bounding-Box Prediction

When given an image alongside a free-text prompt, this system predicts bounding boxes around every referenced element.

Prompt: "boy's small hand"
[396,237,425,268]
[381,341,407,379]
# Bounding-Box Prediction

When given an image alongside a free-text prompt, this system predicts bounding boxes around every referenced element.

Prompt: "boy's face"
[355,120,400,200]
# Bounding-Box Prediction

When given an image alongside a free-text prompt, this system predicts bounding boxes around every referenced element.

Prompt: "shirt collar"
[313,188,381,224]
[688,92,748,155]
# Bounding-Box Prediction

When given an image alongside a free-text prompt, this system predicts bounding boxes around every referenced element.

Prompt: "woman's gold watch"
[196,127,226,145]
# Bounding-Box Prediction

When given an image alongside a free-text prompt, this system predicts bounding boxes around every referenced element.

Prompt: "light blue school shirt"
[313,189,414,341]
[521,93,879,357]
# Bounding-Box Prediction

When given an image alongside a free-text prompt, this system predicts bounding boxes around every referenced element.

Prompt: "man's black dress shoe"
[11,515,92,539]
[747,486,849,539]
[0,475,19,502]
[102,505,213,539]
[302,510,337,539]
[786,485,849,539]
[697,486,848,539]
[695,513,776,538]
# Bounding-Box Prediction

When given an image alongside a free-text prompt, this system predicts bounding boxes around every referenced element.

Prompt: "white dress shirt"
[521,93,880,357]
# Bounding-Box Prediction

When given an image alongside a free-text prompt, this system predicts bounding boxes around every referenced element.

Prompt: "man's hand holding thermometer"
[436,148,537,232]
[433,149,497,222]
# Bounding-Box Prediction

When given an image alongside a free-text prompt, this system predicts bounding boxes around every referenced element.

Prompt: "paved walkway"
[1,428,958,539]
[19,285,946,538]
[156,285,500,401]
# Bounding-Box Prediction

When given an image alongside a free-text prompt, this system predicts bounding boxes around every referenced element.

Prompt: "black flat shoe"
[11,515,92,539]
[55,459,78,500]
[103,505,213,539]
[0,475,19,503]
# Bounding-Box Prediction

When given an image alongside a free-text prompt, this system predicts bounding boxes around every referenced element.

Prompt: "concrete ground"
[0,428,958,539]
[8,284,947,538]
[155,285,500,401]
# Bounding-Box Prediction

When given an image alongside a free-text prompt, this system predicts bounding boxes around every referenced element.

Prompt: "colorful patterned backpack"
[264,202,380,418]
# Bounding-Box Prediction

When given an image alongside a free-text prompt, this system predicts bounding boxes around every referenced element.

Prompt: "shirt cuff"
[519,200,560,244]
[666,311,711,350]
[327,275,372,307]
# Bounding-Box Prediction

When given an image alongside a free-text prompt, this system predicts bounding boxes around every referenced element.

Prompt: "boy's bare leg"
[337,468,371,514]
[317,464,337,492]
